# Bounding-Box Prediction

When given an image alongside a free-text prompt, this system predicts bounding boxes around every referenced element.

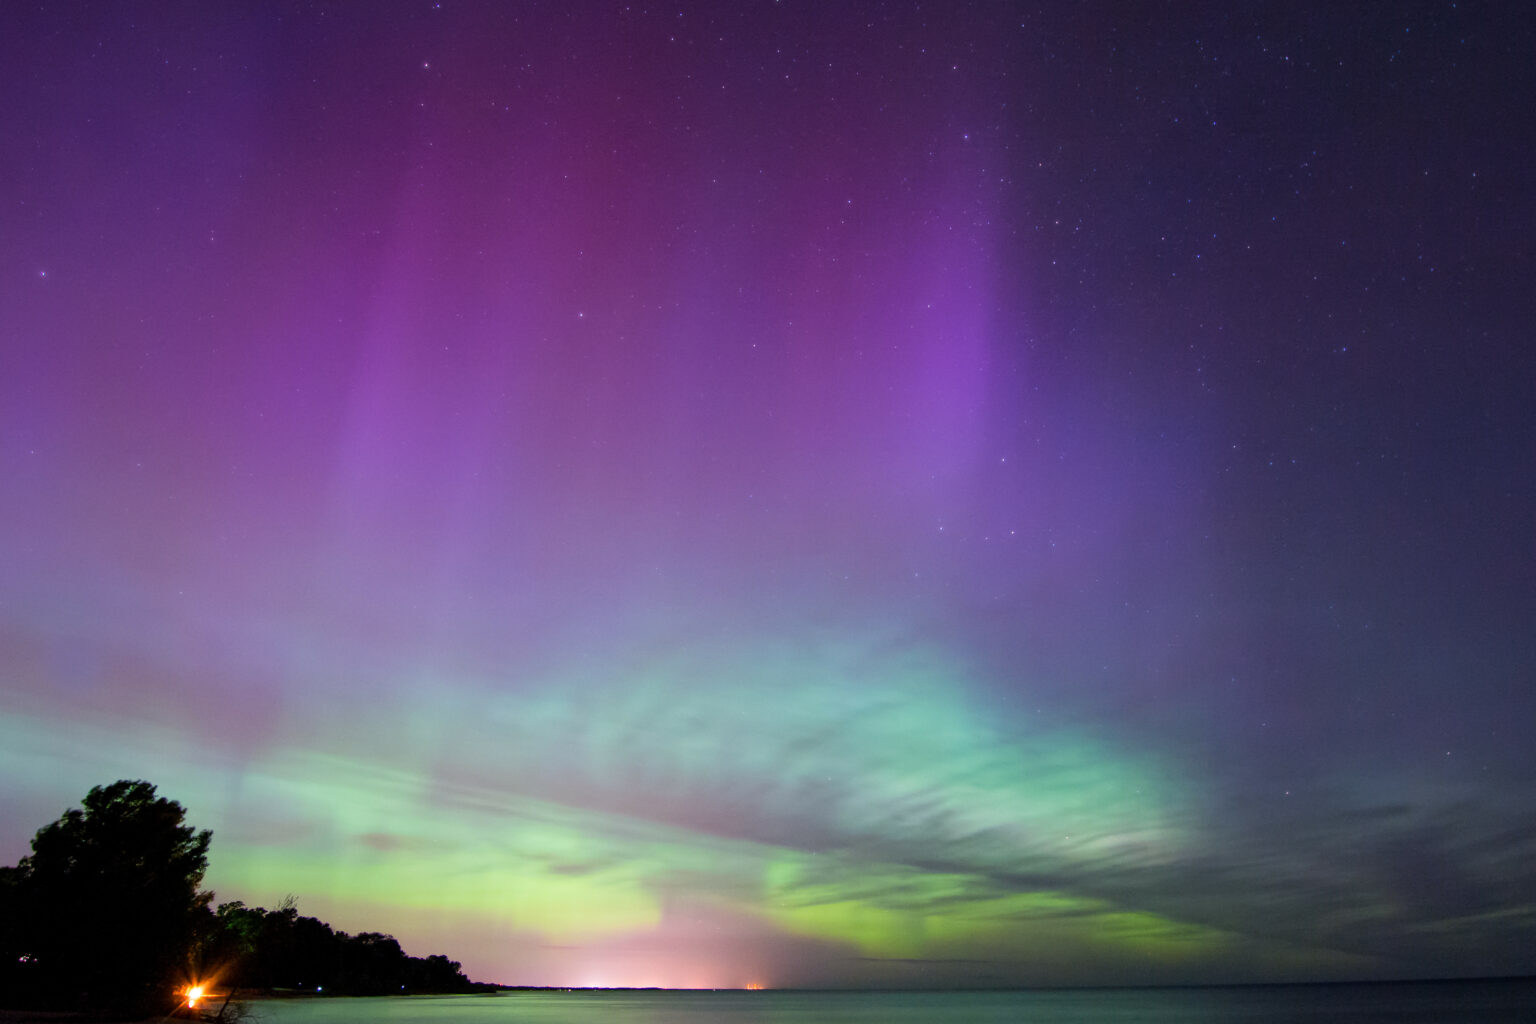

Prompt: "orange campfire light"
[186,984,206,1008]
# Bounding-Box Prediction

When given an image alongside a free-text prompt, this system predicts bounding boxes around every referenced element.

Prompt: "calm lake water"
[240,980,1536,1024]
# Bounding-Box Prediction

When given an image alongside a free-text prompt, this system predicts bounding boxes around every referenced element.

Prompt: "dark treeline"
[1,781,491,1016]
[207,897,489,995]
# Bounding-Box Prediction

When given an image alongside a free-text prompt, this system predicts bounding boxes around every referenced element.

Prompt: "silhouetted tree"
[344,932,408,994]
[202,898,482,995]
[0,780,212,1015]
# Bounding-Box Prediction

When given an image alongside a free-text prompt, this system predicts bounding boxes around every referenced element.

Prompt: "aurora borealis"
[2,0,1533,989]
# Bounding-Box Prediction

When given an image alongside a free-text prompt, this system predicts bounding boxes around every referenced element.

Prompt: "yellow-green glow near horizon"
[0,608,1490,987]
[760,852,1239,964]
[1,634,1239,985]
[0,628,1441,987]
[2,616,1421,989]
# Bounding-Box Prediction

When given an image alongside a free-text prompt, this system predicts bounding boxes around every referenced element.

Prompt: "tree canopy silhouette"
[211,897,484,995]
[0,780,212,1015]
[2,780,488,1014]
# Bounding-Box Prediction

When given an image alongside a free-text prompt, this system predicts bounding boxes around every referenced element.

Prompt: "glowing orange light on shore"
[186,984,205,1008]
[745,982,765,991]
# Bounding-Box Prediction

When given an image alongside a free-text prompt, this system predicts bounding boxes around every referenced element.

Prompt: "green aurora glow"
[0,634,1385,985]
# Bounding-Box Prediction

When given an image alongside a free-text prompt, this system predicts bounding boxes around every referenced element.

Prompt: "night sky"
[2,1,1533,990]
